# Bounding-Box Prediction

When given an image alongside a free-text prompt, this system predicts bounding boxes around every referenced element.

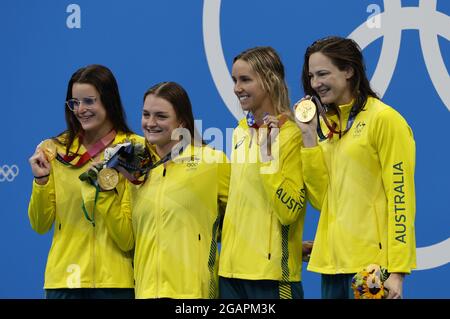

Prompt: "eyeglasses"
[66,96,98,111]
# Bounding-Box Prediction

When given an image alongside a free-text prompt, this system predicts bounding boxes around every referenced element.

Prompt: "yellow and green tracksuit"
[28,131,144,289]
[301,97,416,275]
[103,145,230,299]
[219,119,321,285]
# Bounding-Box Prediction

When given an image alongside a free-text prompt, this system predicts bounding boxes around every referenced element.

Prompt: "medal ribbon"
[246,112,288,129]
[247,112,288,148]
[312,96,359,141]
[57,130,117,167]
[81,187,99,227]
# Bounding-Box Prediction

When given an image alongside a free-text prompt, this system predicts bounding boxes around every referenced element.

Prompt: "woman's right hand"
[294,95,319,148]
[29,147,51,185]
[302,240,314,262]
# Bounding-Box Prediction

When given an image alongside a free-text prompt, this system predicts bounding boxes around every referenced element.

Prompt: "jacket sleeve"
[300,145,329,210]
[373,107,416,273]
[28,173,56,234]
[259,124,306,225]
[94,177,134,252]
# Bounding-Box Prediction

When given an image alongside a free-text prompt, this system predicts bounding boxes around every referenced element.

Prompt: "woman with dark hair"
[103,81,230,298]
[218,47,322,299]
[296,36,416,299]
[28,64,142,299]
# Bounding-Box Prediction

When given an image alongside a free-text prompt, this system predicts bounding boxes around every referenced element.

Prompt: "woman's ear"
[345,66,354,80]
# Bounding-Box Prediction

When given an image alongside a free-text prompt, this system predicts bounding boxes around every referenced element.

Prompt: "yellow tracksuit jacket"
[219,119,323,282]
[102,145,230,299]
[301,97,416,274]
[28,131,144,288]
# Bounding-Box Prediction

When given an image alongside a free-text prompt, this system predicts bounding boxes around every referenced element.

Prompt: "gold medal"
[97,167,119,190]
[39,139,57,161]
[295,99,316,123]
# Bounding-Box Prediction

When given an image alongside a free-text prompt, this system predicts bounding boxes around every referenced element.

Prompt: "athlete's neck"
[252,102,274,127]
[82,122,114,149]
[155,140,180,159]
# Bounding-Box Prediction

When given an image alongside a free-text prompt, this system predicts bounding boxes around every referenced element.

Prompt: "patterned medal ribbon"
[247,112,288,149]
[313,96,359,141]
[57,129,117,167]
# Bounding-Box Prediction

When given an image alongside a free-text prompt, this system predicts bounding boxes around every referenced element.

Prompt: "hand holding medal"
[258,113,288,161]
[294,98,317,123]
[258,113,276,160]
[29,139,58,184]
[294,96,320,147]
[39,139,57,161]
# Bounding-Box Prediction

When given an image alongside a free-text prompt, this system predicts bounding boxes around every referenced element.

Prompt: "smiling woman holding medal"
[27,64,143,299]
[218,47,324,299]
[99,81,230,299]
[295,36,417,299]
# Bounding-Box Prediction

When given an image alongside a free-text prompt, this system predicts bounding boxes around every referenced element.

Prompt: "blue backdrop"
[0,0,448,298]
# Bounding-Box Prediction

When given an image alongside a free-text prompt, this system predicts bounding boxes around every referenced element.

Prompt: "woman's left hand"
[384,273,404,299]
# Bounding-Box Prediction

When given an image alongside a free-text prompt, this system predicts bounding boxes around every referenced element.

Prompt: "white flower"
[104,142,131,161]
[366,264,381,278]
[366,274,382,289]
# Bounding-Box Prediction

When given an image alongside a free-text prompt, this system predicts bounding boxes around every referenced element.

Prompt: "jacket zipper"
[198,233,202,284]
[155,164,167,297]
[228,135,245,276]
[373,204,383,250]
[92,222,96,288]
[330,138,338,273]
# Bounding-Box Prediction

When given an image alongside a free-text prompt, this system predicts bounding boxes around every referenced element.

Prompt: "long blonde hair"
[233,46,293,119]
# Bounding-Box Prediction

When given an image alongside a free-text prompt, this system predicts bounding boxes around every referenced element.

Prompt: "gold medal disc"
[98,168,119,190]
[39,139,57,161]
[295,99,316,123]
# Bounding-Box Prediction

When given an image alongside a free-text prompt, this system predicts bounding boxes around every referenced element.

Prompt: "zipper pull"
[163,168,166,177]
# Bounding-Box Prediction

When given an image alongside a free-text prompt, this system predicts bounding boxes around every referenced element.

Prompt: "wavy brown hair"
[301,36,379,114]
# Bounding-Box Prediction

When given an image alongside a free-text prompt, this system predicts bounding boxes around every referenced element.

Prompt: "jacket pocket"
[373,205,383,250]
[267,211,273,260]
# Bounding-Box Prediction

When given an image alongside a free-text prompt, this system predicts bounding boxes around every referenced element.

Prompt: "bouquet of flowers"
[79,141,151,190]
[351,264,390,299]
